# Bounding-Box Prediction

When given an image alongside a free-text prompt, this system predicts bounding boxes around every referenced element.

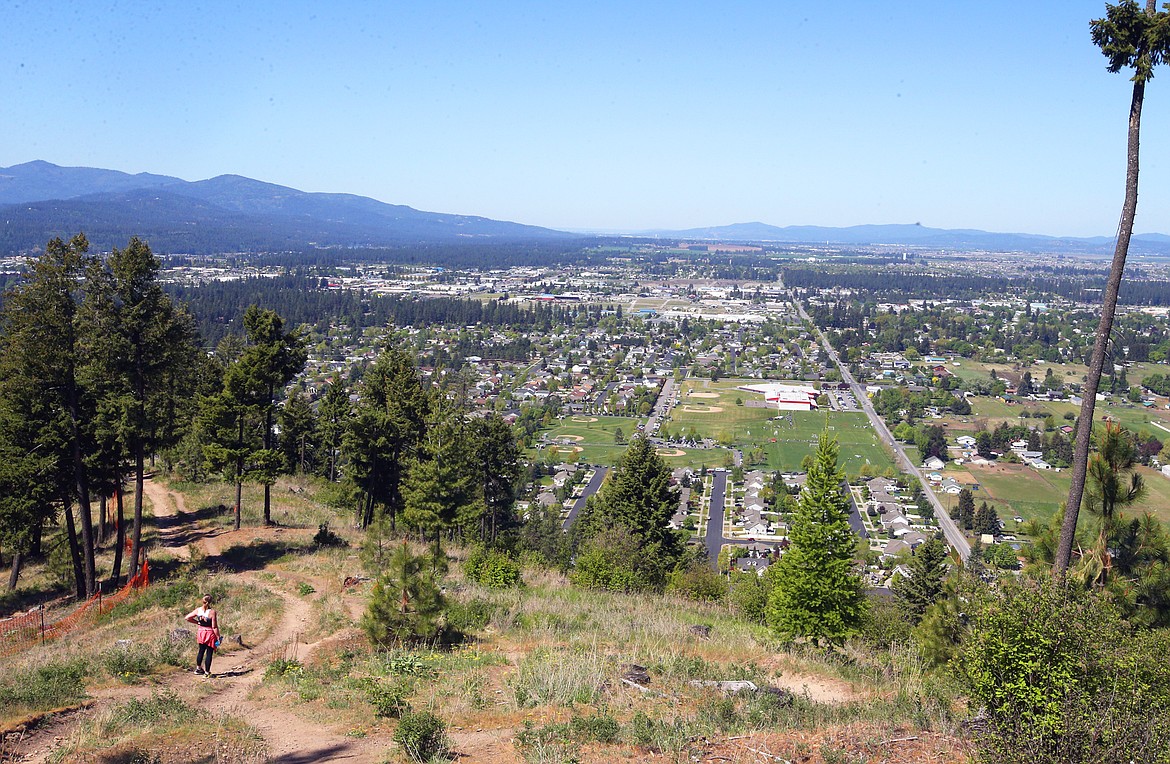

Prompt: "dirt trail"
[201,581,383,763]
[14,479,390,764]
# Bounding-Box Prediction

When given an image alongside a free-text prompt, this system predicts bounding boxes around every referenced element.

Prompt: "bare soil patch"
[682,405,724,413]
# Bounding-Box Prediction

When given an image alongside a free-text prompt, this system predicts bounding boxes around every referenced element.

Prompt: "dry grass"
[4,476,969,762]
[47,691,268,764]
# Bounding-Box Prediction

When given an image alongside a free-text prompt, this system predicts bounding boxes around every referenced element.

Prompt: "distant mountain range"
[647,222,1170,256]
[2,161,1168,256]
[0,161,574,254]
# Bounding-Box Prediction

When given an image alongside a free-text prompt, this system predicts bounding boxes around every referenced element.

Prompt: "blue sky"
[2,1,1166,237]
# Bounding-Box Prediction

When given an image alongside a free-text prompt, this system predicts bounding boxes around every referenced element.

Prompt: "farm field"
[947,395,1170,435]
[935,463,1170,531]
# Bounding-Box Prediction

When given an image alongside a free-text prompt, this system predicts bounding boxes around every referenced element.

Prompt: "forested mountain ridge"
[653,221,1170,255]
[0,161,577,255]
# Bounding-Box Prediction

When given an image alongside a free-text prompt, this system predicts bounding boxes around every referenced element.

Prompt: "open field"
[936,463,1170,533]
[533,414,734,469]
[664,379,895,474]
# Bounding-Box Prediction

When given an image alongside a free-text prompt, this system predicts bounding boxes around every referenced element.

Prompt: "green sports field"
[662,379,896,474]
[534,414,732,469]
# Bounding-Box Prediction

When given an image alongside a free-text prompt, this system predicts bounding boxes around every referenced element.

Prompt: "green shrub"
[857,595,914,648]
[625,711,701,757]
[666,561,729,602]
[393,710,449,762]
[264,658,304,681]
[102,643,154,681]
[361,678,411,718]
[957,578,1170,763]
[374,650,435,678]
[445,597,498,633]
[464,546,523,589]
[514,714,620,763]
[0,660,89,714]
[108,690,197,727]
[297,581,316,596]
[313,522,347,548]
[570,713,620,743]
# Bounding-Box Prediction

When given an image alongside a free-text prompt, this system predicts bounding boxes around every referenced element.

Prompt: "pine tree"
[234,307,307,525]
[278,389,317,473]
[766,434,866,645]
[956,488,976,531]
[974,502,1000,536]
[90,238,197,576]
[0,235,100,597]
[892,535,949,619]
[315,375,351,482]
[362,540,446,647]
[1058,1,1170,574]
[468,414,521,545]
[346,349,431,529]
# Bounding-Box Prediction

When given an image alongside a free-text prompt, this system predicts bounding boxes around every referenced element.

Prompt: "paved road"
[702,470,763,569]
[562,466,608,530]
[844,484,869,540]
[704,470,729,564]
[790,291,971,560]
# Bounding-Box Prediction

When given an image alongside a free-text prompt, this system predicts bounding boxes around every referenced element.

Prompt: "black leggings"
[197,643,215,673]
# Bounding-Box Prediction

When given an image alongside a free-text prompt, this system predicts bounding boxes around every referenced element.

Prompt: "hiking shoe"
[194,667,205,675]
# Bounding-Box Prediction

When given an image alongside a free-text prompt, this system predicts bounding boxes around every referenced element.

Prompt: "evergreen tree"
[0,235,100,597]
[315,374,351,482]
[974,502,1000,536]
[467,414,521,545]
[573,435,682,589]
[362,540,446,647]
[892,535,949,619]
[954,488,976,531]
[402,415,475,559]
[765,434,866,645]
[346,349,431,529]
[91,238,197,576]
[235,306,307,524]
[1058,0,1170,574]
[278,389,317,474]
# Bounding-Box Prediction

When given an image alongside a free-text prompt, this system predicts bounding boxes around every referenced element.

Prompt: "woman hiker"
[185,594,221,676]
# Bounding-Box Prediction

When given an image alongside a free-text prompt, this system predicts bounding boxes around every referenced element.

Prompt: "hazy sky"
[2,1,1167,236]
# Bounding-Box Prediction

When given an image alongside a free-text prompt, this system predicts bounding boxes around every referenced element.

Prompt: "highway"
[789,291,971,560]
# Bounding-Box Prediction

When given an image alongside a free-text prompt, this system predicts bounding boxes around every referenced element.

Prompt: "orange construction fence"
[0,560,150,659]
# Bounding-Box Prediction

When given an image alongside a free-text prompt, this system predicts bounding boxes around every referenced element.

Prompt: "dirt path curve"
[14,480,390,764]
[202,581,384,763]
[149,477,388,762]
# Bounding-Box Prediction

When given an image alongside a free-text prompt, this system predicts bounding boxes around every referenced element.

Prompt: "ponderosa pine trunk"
[63,499,85,600]
[7,550,21,591]
[111,483,125,586]
[1055,50,1148,576]
[129,449,145,574]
